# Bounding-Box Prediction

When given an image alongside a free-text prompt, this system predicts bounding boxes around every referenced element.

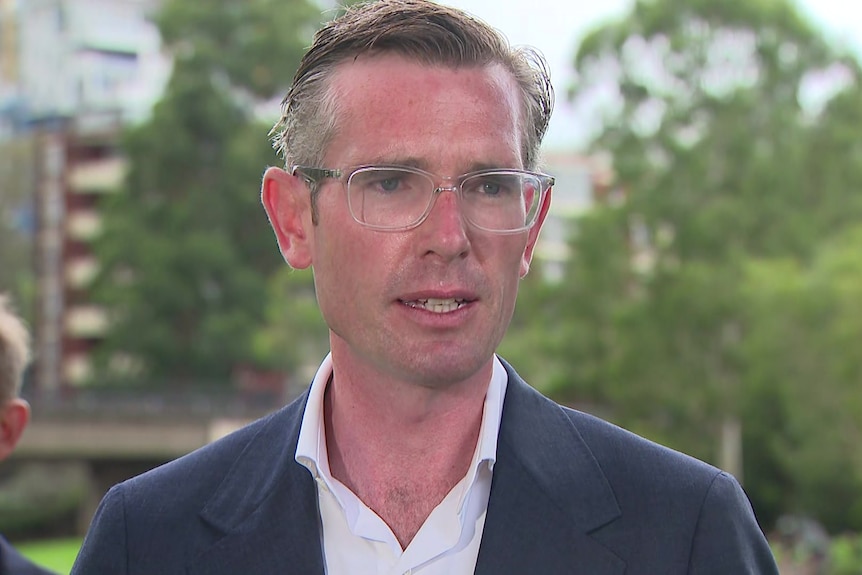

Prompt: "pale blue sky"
[440,0,862,150]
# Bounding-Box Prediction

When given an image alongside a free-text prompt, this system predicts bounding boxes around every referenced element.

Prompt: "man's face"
[268,54,548,389]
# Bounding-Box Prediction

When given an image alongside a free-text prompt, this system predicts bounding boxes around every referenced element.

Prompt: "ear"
[520,187,552,278]
[261,166,313,269]
[0,398,30,461]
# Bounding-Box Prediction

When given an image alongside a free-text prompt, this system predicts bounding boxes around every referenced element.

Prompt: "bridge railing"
[22,382,307,421]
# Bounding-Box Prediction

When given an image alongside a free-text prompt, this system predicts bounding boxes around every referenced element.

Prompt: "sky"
[438,0,862,150]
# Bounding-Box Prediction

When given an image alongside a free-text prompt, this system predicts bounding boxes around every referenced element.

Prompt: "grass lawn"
[15,537,81,575]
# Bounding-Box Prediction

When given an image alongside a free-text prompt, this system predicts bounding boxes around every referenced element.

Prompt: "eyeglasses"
[292,164,554,233]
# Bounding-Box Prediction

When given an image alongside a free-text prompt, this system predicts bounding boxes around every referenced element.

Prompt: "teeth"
[406,298,466,313]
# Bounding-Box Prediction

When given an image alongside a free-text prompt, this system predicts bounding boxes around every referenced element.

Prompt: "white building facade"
[16,0,168,123]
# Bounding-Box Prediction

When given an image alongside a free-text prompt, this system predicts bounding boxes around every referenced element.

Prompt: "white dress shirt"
[295,354,508,575]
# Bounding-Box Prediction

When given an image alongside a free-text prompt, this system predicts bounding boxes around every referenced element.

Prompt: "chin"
[400,351,492,387]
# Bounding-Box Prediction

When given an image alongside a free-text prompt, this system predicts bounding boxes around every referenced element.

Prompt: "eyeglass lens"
[346,167,542,231]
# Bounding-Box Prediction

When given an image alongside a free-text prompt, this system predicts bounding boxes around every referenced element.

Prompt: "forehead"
[324,54,524,170]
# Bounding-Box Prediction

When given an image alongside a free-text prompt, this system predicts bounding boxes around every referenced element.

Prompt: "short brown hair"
[0,295,31,402]
[271,0,554,185]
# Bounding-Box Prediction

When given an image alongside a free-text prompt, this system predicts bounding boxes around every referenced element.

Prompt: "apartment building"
[537,150,613,281]
[3,0,168,395]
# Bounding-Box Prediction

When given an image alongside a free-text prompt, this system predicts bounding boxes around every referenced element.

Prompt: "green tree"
[556,0,862,529]
[0,136,37,309]
[741,226,862,531]
[91,0,326,384]
[154,0,322,101]
[252,267,329,380]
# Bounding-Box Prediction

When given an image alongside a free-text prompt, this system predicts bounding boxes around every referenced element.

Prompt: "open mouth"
[402,298,469,313]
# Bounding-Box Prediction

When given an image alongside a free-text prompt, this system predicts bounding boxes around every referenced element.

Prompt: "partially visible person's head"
[0,294,30,404]
[0,294,32,460]
[271,0,554,214]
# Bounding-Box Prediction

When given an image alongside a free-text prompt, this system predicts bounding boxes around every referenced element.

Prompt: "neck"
[323,352,492,547]
[324,354,490,473]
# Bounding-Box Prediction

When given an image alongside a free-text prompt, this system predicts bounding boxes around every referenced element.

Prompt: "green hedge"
[0,463,88,537]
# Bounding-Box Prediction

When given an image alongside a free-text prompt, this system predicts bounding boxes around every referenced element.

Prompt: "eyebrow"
[380,157,426,170]
[361,157,516,173]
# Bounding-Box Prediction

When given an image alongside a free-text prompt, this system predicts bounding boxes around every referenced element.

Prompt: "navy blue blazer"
[0,536,56,575]
[72,361,779,574]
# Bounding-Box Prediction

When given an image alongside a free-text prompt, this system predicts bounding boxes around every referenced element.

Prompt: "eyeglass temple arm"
[291,166,342,183]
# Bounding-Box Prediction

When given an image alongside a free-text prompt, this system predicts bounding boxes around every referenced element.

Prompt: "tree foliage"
[155,0,322,101]
[91,0,326,384]
[252,267,329,379]
[741,226,862,532]
[0,136,37,309]
[536,0,862,531]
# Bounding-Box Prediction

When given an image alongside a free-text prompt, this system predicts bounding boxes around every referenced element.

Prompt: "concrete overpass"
[17,410,261,462]
[10,387,300,534]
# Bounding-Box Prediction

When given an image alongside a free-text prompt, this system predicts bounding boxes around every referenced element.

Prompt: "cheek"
[312,259,353,337]
[502,236,531,277]
[510,247,532,299]
[312,227,394,309]
[504,265,523,304]
[309,232,350,322]
[490,241,529,305]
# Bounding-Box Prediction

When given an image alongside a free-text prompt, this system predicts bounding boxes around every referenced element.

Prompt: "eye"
[480,180,502,195]
[467,174,518,198]
[378,176,401,192]
[352,169,415,194]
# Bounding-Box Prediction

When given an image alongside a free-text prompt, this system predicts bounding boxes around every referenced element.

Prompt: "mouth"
[401,297,469,313]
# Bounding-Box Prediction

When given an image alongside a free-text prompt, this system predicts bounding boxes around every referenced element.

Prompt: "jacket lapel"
[186,392,325,575]
[475,362,626,575]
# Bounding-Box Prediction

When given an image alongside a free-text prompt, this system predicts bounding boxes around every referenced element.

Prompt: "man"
[0,295,56,575]
[73,1,779,573]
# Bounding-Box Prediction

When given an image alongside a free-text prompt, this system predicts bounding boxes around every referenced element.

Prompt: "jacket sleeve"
[688,471,779,575]
[71,484,129,575]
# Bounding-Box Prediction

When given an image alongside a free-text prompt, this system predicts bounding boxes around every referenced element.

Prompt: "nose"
[418,187,470,260]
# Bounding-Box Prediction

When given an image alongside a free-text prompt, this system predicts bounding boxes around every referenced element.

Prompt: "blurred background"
[1,0,861,573]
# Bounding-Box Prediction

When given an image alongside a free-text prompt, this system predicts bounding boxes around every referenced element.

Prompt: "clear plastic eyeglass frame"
[292,164,554,234]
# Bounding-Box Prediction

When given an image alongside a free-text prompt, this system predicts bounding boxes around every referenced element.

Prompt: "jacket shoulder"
[0,536,57,575]
[561,406,723,485]
[117,394,306,517]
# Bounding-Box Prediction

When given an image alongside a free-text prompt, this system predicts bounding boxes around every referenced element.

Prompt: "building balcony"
[65,305,108,338]
[68,156,126,194]
[66,209,102,241]
[65,255,100,289]
[64,353,93,385]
